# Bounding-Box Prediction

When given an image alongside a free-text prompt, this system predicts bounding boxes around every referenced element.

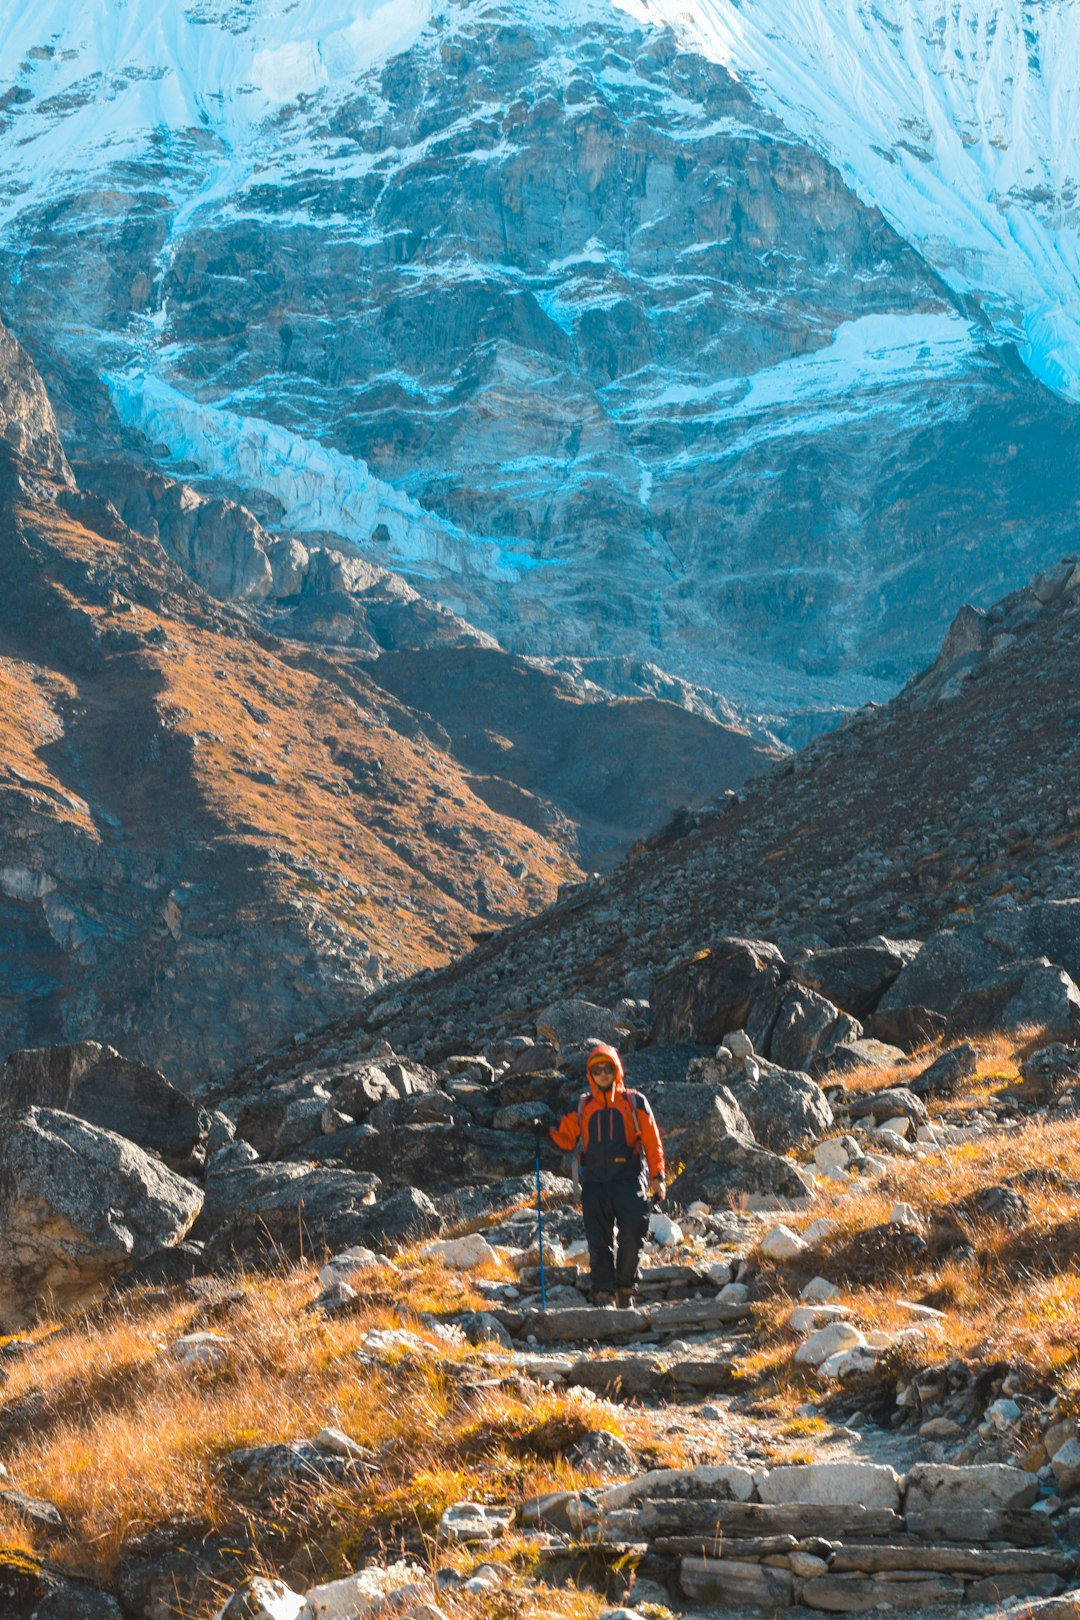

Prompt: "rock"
[866,1004,950,1051]
[820,1036,908,1076]
[361,1187,443,1248]
[760,1224,806,1261]
[651,938,786,1045]
[799,1572,965,1610]
[790,1304,851,1332]
[215,1577,305,1620]
[0,1041,208,1173]
[800,1276,841,1303]
[319,1248,392,1289]
[420,1233,498,1270]
[793,940,919,1018]
[457,1311,514,1348]
[814,1138,852,1171]
[492,1101,551,1131]
[197,1163,384,1264]
[957,1183,1031,1227]
[168,1331,233,1369]
[756,1461,902,1510]
[536,999,630,1052]
[910,1042,980,1100]
[675,1133,815,1207]
[882,902,1080,1020]
[648,1211,682,1247]
[1051,1437,1080,1492]
[595,1464,756,1509]
[567,1430,636,1478]
[215,1441,373,1496]
[439,1502,514,1543]
[117,1522,255,1620]
[816,1344,881,1381]
[829,1221,929,1282]
[724,1029,756,1059]
[315,1428,375,1462]
[0,1106,203,1329]
[680,1556,794,1607]
[1013,1043,1080,1103]
[0,1488,65,1532]
[840,1086,929,1127]
[722,1058,834,1152]
[955,959,1080,1039]
[335,1122,535,1192]
[768,983,862,1071]
[905,1462,1039,1519]
[888,1202,921,1227]
[794,1321,866,1367]
[649,1079,753,1154]
[301,1563,432,1619]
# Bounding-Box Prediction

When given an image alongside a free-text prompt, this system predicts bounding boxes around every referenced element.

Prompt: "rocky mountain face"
[0,318,777,1080]
[2,0,1079,735]
[251,555,1080,1069]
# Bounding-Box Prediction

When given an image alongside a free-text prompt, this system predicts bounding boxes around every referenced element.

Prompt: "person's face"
[590,1059,617,1090]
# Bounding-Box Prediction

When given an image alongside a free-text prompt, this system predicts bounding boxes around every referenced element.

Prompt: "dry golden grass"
[742,1078,1080,1393]
[833,1030,1030,1111]
[0,1259,677,1609]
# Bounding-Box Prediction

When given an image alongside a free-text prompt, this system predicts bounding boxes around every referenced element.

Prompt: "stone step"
[563,1350,748,1398]
[493,1298,749,1344]
[658,1538,1076,1578]
[602,1499,907,1542]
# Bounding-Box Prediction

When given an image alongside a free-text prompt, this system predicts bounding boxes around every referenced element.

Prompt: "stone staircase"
[522,1462,1079,1612]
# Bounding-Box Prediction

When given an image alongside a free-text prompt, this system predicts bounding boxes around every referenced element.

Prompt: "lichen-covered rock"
[0,1106,203,1330]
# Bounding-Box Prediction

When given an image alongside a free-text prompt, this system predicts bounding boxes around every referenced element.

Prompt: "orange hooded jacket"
[549,1043,665,1183]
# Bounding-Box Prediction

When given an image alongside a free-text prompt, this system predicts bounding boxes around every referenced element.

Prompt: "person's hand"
[531,1118,549,1140]
[648,1177,665,1202]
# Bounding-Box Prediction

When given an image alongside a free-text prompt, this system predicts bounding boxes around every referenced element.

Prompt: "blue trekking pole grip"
[535,1139,547,1313]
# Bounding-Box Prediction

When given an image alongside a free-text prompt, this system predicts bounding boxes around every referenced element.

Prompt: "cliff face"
[1,0,1078,735]
[0,320,776,1078]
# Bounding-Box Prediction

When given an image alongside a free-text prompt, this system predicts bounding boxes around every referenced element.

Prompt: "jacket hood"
[586,1042,625,1097]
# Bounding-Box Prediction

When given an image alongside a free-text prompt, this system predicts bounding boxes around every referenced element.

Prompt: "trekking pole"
[534,1137,547,1313]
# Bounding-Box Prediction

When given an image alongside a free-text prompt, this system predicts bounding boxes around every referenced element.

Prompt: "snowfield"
[616,0,1080,400]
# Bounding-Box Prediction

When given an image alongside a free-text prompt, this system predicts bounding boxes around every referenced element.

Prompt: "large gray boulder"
[949,958,1080,1040]
[767,984,862,1072]
[676,1136,815,1208]
[336,1121,536,1191]
[1,1041,209,1173]
[649,1081,754,1160]
[690,1057,833,1154]
[792,940,920,1018]
[536,998,631,1053]
[881,902,1080,1023]
[651,938,786,1045]
[197,1162,381,1264]
[0,1107,203,1329]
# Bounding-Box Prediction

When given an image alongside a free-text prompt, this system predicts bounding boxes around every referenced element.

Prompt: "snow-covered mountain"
[1,0,1079,731]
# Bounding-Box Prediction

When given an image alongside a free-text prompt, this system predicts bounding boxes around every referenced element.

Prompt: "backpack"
[569,1087,650,1200]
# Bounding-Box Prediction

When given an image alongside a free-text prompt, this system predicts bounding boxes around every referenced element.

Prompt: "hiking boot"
[592,1290,615,1308]
[615,1289,634,1310]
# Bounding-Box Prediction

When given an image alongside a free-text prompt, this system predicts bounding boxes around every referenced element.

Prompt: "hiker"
[534,1042,666,1308]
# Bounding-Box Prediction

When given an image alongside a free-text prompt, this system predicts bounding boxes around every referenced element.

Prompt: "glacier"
[617,0,1080,402]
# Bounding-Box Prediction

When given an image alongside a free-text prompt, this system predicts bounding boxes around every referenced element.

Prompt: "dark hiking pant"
[581,1175,649,1297]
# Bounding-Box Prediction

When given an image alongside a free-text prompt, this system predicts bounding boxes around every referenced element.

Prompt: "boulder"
[768,984,862,1071]
[197,1162,382,1265]
[950,958,1080,1039]
[910,1042,980,1100]
[0,1042,208,1174]
[650,938,786,1045]
[756,1461,901,1510]
[329,1058,438,1122]
[722,1059,834,1153]
[866,1004,949,1051]
[882,903,1080,1025]
[1012,1043,1080,1103]
[216,1577,305,1620]
[335,1122,535,1191]
[362,1187,443,1248]
[905,1462,1039,1519]
[815,1036,907,1076]
[420,1233,497,1269]
[675,1135,815,1207]
[536,999,630,1052]
[215,1440,373,1496]
[648,1079,753,1155]
[792,940,920,1018]
[793,1321,866,1368]
[840,1086,929,1127]
[567,1430,636,1478]
[0,1107,203,1329]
